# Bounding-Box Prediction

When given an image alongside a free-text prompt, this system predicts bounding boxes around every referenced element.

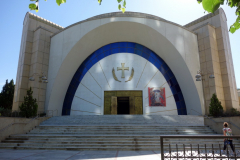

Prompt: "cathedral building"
[12,8,239,116]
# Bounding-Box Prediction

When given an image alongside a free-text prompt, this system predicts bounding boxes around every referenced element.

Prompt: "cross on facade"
[117,63,129,78]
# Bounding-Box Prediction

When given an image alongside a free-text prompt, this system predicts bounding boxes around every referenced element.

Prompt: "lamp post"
[29,72,48,83]
[195,70,215,81]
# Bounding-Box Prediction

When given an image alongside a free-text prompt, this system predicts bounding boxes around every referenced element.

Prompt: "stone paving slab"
[0,149,162,160]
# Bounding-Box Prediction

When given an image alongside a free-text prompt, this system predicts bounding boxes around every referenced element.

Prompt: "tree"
[29,0,127,13]
[0,79,15,110]
[209,93,223,117]
[19,87,38,118]
[198,0,240,33]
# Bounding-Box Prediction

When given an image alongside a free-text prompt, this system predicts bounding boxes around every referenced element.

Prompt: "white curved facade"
[46,16,203,116]
[71,53,177,115]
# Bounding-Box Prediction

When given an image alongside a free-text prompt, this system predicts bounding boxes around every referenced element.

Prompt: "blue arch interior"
[62,42,187,115]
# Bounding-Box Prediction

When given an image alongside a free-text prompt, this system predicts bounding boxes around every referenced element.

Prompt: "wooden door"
[129,96,135,114]
[111,96,117,115]
[135,97,143,114]
[104,97,111,115]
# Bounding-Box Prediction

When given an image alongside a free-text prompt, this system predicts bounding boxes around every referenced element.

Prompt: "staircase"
[0,115,239,151]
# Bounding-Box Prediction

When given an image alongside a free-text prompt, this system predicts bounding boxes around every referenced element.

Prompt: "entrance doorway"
[104,91,143,115]
[117,97,129,114]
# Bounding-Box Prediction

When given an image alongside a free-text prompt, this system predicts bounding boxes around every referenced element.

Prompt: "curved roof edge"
[184,9,220,28]
[25,12,64,30]
[52,11,196,37]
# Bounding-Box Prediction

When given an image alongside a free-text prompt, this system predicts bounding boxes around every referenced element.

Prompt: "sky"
[0,0,239,90]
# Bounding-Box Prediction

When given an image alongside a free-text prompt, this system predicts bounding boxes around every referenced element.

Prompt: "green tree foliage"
[209,93,223,117]
[19,87,38,118]
[29,0,127,13]
[0,79,15,110]
[230,107,240,116]
[198,0,240,33]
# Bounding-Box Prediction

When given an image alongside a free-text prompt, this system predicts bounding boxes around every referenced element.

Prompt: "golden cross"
[117,63,129,78]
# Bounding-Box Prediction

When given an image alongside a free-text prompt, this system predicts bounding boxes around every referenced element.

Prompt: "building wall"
[238,90,240,106]
[71,53,178,115]
[12,13,63,113]
[185,8,240,113]
[46,13,204,116]
[16,10,239,116]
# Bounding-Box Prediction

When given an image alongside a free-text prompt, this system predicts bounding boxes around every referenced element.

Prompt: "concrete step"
[37,125,208,128]
[0,146,239,151]
[2,140,240,145]
[40,115,204,126]
[1,142,239,148]
[33,128,213,131]
[3,138,229,143]
[34,127,212,130]
[28,131,214,134]
[9,134,218,139]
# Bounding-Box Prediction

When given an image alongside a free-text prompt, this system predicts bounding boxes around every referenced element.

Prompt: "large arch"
[47,21,203,116]
[63,42,186,115]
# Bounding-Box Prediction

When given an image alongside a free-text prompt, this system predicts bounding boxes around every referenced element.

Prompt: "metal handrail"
[0,115,39,133]
[160,135,240,160]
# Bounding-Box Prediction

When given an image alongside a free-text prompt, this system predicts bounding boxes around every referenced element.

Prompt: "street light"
[195,70,215,81]
[29,72,48,83]
[209,74,215,79]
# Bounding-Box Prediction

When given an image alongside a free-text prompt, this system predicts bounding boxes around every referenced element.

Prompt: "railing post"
[160,136,164,160]
[212,144,214,159]
[198,144,200,159]
[183,144,185,159]
[169,144,171,159]
[176,144,178,159]
[190,144,192,159]
[227,143,229,160]
[234,144,236,160]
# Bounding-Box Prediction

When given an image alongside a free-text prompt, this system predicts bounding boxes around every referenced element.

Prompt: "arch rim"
[62,42,187,116]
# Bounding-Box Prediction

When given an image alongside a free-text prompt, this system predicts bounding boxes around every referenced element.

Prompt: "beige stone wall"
[0,117,49,141]
[194,24,225,114]
[204,117,240,135]
[185,9,240,114]
[238,90,240,106]
[12,12,63,113]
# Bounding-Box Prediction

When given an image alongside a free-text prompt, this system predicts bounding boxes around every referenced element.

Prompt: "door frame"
[104,90,143,115]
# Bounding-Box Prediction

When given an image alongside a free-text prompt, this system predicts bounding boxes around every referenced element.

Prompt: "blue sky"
[0,0,239,89]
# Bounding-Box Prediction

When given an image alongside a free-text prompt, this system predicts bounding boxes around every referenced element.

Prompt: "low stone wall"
[204,117,240,135]
[0,117,49,141]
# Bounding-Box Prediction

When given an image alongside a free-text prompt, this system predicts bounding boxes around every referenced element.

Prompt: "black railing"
[160,135,240,160]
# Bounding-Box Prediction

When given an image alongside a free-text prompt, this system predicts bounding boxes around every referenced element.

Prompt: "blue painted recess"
[62,42,187,115]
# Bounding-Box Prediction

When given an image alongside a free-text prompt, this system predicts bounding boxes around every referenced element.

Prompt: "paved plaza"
[0,149,161,160]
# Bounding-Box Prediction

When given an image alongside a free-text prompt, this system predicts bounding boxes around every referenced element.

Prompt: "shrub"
[39,112,46,117]
[0,107,4,116]
[19,87,38,118]
[209,93,223,117]
[230,108,240,116]
[0,79,15,110]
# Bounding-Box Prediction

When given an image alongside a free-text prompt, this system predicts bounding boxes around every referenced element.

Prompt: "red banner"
[148,87,166,106]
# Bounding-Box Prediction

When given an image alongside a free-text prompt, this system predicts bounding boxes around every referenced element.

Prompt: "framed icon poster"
[148,87,166,106]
